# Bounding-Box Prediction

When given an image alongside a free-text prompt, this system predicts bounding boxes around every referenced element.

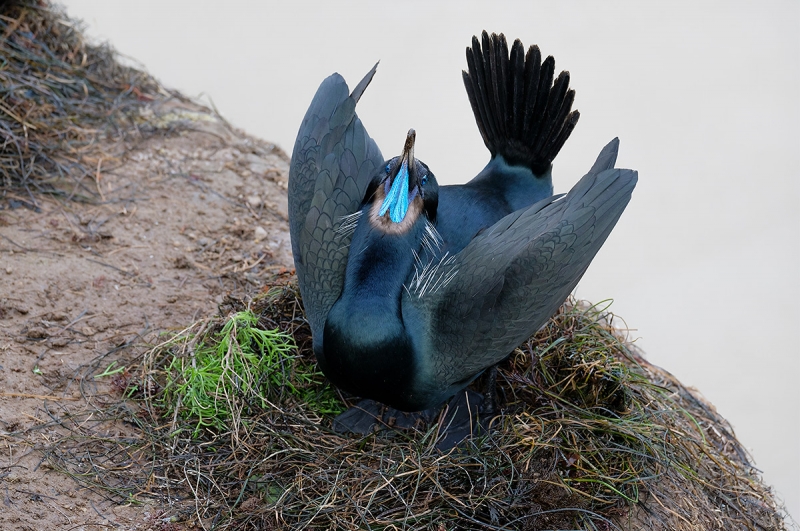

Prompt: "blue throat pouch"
[379,161,410,223]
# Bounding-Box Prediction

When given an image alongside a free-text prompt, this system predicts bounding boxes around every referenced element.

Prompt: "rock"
[246,153,270,176]
[254,226,267,241]
[25,326,49,339]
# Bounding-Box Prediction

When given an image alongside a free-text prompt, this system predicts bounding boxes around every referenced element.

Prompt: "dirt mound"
[1,6,292,528]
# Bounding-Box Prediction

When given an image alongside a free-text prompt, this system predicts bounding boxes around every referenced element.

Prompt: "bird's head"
[366,129,438,233]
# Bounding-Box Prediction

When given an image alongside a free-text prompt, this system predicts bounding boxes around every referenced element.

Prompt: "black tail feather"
[463,31,580,176]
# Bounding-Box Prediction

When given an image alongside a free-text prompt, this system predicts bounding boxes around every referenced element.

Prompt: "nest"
[0,0,164,204]
[41,274,786,530]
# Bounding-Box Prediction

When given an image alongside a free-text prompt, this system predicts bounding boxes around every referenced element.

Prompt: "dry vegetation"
[60,282,779,530]
[0,0,166,200]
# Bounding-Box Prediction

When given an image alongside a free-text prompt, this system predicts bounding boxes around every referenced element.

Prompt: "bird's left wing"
[289,64,384,352]
[404,159,636,388]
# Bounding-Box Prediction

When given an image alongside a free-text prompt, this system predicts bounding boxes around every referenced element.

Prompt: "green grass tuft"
[160,309,342,436]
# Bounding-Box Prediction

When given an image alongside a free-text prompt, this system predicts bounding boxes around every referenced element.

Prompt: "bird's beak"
[379,129,417,223]
[401,129,416,172]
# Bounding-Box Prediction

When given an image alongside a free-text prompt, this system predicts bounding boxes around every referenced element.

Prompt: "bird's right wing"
[405,140,635,388]
[288,64,384,351]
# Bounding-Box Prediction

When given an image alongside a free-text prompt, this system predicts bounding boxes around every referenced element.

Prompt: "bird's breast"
[322,297,419,408]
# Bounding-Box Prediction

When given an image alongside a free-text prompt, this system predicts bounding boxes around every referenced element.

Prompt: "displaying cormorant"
[289,32,637,416]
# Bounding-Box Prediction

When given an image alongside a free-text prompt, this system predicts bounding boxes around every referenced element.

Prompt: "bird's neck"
[339,210,422,319]
[320,208,426,407]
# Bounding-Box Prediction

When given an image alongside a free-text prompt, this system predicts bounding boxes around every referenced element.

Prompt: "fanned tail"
[462,31,580,176]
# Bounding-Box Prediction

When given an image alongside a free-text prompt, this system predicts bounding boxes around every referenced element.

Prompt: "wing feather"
[288,65,383,353]
[407,146,635,388]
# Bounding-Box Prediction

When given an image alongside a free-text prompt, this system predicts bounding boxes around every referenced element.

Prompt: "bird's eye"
[385,164,391,174]
[421,174,428,186]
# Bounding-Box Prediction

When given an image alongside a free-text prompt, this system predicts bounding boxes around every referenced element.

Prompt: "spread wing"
[405,140,635,387]
[288,64,384,353]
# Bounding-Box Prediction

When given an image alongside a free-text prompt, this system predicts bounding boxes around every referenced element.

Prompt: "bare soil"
[0,107,293,530]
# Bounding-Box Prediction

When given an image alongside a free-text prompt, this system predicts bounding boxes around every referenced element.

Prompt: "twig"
[0,392,79,401]
[84,257,134,277]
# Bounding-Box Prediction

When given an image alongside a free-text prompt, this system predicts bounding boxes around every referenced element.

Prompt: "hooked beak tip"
[402,129,416,164]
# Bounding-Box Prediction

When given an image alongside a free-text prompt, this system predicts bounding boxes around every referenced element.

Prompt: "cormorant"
[289,32,637,417]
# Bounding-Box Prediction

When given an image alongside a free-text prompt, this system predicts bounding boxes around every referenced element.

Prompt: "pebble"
[26,327,49,339]
[254,226,267,241]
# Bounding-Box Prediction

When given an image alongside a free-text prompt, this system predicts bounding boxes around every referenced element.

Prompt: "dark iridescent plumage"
[289,32,637,412]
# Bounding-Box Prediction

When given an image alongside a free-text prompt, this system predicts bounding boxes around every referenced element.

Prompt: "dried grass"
[39,275,787,530]
[0,0,167,205]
